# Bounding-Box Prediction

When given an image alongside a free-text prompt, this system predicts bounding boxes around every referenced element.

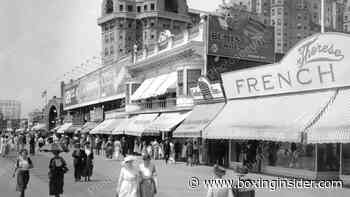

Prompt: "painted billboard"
[222,33,349,99]
[64,63,126,110]
[207,14,275,63]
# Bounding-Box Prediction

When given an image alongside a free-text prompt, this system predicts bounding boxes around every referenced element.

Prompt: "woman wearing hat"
[139,154,157,197]
[72,143,85,182]
[82,142,94,182]
[13,149,33,197]
[48,144,68,197]
[116,156,140,197]
[206,165,234,197]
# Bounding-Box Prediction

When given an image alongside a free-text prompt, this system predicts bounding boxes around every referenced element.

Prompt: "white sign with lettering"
[222,33,349,99]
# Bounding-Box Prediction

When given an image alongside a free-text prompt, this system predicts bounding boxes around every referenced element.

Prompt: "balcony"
[128,97,194,113]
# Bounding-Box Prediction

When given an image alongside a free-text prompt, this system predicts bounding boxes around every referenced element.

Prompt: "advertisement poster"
[64,84,78,106]
[77,72,100,103]
[207,14,275,62]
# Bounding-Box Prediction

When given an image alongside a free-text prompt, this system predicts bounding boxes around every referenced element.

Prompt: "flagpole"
[321,0,325,33]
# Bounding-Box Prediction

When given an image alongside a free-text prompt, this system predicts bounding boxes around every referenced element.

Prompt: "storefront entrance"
[207,139,229,167]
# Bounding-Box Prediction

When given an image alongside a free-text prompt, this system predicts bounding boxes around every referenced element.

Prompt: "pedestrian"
[101,138,107,157]
[38,136,45,150]
[139,154,158,197]
[114,139,122,160]
[169,140,175,164]
[82,142,94,182]
[141,141,147,156]
[0,134,6,156]
[106,137,114,159]
[116,156,139,197]
[72,143,84,182]
[181,142,187,162]
[163,139,171,164]
[29,134,35,155]
[193,141,199,165]
[186,141,194,166]
[206,165,234,197]
[95,136,102,155]
[120,137,127,157]
[48,144,68,197]
[13,149,33,197]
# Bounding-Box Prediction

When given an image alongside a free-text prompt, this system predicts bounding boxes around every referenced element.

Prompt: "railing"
[134,98,193,111]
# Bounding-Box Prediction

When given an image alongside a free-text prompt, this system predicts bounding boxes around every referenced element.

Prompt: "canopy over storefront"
[204,90,337,142]
[123,113,159,136]
[131,72,176,101]
[146,111,191,132]
[173,103,225,138]
[90,118,125,135]
[80,122,99,134]
[306,88,350,144]
[57,123,72,134]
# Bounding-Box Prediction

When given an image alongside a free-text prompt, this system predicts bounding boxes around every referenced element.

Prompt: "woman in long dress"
[116,156,140,197]
[82,142,94,182]
[139,154,157,197]
[49,145,68,197]
[114,140,122,160]
[13,149,33,197]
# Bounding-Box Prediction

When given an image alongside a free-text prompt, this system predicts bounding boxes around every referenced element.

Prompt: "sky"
[0,0,222,118]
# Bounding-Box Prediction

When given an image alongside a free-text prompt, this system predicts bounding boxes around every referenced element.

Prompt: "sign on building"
[222,33,349,99]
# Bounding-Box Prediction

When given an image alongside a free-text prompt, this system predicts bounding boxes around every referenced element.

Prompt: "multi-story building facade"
[98,0,198,64]
[0,100,21,120]
[343,0,350,31]
[223,0,346,54]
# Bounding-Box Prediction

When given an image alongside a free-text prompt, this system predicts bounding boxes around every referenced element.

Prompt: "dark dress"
[49,156,68,196]
[72,149,85,181]
[29,137,35,155]
[16,158,32,192]
[82,150,94,178]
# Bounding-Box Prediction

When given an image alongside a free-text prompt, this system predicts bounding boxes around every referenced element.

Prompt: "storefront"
[202,33,350,180]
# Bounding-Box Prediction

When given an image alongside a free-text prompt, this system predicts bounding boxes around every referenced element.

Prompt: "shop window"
[119,4,124,12]
[342,144,350,175]
[262,142,315,171]
[317,144,340,172]
[187,69,201,95]
[230,141,244,163]
[151,3,155,10]
[127,5,133,12]
[177,70,184,96]
[144,5,148,11]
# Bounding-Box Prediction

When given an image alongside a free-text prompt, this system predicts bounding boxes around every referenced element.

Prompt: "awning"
[146,111,191,132]
[305,89,350,144]
[90,118,126,135]
[66,125,82,133]
[124,113,159,136]
[203,90,337,142]
[80,122,99,134]
[57,123,72,134]
[32,123,46,131]
[173,103,225,138]
[113,118,132,135]
[131,72,176,101]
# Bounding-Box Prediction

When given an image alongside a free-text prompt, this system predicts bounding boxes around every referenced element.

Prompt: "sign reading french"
[222,33,348,99]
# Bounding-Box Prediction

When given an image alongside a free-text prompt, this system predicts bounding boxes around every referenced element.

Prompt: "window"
[277,8,282,15]
[105,35,109,43]
[151,3,155,10]
[277,19,281,25]
[110,33,114,42]
[187,69,201,95]
[119,34,123,40]
[150,22,154,27]
[177,70,184,96]
[137,6,141,13]
[105,0,114,14]
[165,0,178,13]
[119,5,124,11]
[271,8,275,16]
[271,19,275,26]
[104,48,109,56]
[119,22,123,28]
[128,22,132,28]
[119,48,123,53]
[127,5,133,12]
[144,5,148,11]
[110,46,114,54]
[110,22,115,29]
[345,16,348,21]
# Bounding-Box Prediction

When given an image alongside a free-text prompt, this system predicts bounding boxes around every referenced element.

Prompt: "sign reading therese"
[207,14,275,63]
[222,33,348,99]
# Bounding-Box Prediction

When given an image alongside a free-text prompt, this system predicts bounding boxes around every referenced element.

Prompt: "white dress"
[114,141,122,160]
[117,167,139,197]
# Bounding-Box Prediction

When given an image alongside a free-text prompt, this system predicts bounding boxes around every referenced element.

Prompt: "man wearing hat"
[206,165,234,197]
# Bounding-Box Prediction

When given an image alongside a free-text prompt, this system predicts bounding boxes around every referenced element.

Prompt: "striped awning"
[80,122,99,134]
[204,90,337,142]
[90,119,123,135]
[306,88,350,144]
[146,111,191,132]
[123,113,159,136]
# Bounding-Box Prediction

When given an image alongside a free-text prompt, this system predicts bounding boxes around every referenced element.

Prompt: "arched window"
[105,0,114,14]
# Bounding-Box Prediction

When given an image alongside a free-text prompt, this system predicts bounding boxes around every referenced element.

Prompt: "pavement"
[0,147,349,197]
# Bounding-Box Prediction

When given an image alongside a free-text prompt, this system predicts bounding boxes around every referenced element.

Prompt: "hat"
[123,156,136,164]
[213,164,226,176]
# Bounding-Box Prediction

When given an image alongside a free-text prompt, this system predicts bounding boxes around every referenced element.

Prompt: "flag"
[41,90,47,98]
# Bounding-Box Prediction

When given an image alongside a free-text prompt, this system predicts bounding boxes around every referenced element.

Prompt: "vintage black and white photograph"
[0,0,349,196]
